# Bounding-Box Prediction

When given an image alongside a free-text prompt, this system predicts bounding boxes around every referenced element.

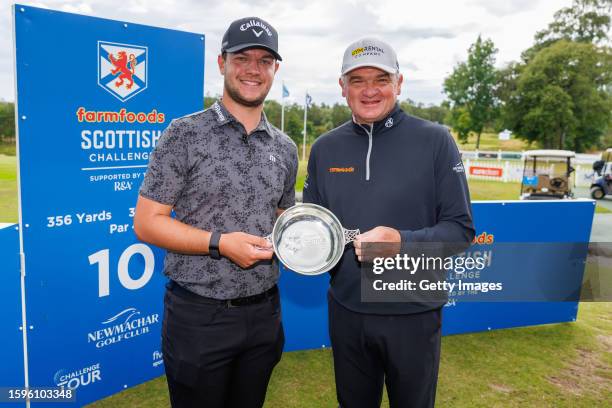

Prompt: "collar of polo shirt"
[212,100,275,138]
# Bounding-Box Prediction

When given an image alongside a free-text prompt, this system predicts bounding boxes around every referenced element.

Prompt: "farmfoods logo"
[472,232,495,245]
[87,307,159,348]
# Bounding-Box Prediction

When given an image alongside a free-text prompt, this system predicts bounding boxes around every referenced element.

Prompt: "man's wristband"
[209,232,222,260]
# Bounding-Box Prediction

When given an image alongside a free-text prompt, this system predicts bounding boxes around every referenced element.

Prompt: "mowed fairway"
[87,303,611,408]
[0,155,610,407]
[0,154,17,223]
[0,157,608,220]
[88,163,610,407]
[452,132,530,152]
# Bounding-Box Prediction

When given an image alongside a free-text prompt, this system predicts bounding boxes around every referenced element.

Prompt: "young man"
[303,38,474,407]
[134,17,298,408]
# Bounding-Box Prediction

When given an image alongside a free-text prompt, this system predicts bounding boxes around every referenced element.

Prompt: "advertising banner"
[469,166,503,177]
[442,199,594,335]
[0,224,24,408]
[14,5,203,405]
[280,200,596,350]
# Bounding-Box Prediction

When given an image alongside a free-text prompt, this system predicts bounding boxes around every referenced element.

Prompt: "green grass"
[296,160,307,192]
[0,154,17,222]
[451,131,531,152]
[87,302,612,407]
[1,154,609,407]
[87,170,612,407]
[0,143,16,156]
[463,178,611,214]
[1,159,608,222]
[468,179,521,201]
[435,302,612,408]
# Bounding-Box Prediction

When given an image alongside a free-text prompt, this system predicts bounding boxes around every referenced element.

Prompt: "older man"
[134,17,298,408]
[303,38,474,407]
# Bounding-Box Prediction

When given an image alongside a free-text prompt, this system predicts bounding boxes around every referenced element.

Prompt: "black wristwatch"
[209,232,222,260]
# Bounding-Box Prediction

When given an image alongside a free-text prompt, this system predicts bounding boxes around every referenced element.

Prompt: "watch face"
[272,204,346,275]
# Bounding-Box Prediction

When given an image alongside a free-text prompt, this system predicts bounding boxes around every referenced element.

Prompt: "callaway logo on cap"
[341,38,399,75]
[221,17,282,61]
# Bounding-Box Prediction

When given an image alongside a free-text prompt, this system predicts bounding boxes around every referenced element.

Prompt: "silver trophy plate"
[267,203,359,276]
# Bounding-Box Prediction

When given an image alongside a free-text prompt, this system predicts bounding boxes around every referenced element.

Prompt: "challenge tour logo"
[88,307,159,348]
[98,41,148,101]
[53,363,102,390]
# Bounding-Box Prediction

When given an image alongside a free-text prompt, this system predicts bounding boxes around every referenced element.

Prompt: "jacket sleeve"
[399,128,475,250]
[302,141,325,206]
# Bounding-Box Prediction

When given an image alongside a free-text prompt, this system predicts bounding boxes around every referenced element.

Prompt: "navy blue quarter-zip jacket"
[303,104,475,314]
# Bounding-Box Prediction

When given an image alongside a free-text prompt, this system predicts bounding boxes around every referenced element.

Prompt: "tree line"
[0,97,447,153]
[204,97,449,148]
[444,0,612,151]
[1,0,610,153]
[0,102,15,143]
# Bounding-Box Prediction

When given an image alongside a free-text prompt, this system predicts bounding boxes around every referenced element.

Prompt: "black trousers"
[162,283,284,408]
[328,294,442,408]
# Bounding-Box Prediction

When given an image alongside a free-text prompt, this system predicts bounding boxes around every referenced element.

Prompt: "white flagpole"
[302,92,308,161]
[281,82,285,133]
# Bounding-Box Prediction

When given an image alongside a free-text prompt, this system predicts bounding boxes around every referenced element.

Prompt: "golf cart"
[590,148,612,200]
[520,150,575,200]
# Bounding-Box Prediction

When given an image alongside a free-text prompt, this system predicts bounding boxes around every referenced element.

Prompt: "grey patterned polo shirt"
[140,101,298,299]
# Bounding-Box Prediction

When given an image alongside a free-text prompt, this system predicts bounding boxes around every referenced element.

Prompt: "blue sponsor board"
[2,201,597,400]
[278,199,595,350]
[442,199,594,335]
[279,269,331,350]
[0,224,24,408]
[14,5,203,406]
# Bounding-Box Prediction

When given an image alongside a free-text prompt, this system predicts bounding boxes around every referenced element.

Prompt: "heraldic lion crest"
[98,41,148,102]
[109,51,137,89]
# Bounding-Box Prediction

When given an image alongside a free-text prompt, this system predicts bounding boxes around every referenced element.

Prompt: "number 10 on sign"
[88,244,155,297]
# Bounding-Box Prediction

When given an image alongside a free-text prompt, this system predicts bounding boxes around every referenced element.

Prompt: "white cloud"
[468,0,540,17]
[60,2,93,13]
[0,0,575,105]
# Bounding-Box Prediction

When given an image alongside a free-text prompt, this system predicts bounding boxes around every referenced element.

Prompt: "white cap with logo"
[341,38,400,75]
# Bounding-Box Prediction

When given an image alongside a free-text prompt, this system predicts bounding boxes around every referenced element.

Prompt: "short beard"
[224,77,267,108]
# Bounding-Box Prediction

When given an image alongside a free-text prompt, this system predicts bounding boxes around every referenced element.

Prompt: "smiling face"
[340,67,403,124]
[218,48,279,107]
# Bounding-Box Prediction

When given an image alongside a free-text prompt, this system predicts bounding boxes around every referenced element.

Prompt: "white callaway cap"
[341,38,399,75]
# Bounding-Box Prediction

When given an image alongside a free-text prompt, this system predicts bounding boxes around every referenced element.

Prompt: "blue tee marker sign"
[13,4,203,405]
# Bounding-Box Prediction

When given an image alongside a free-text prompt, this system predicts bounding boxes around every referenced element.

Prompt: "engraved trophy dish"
[266,203,360,276]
